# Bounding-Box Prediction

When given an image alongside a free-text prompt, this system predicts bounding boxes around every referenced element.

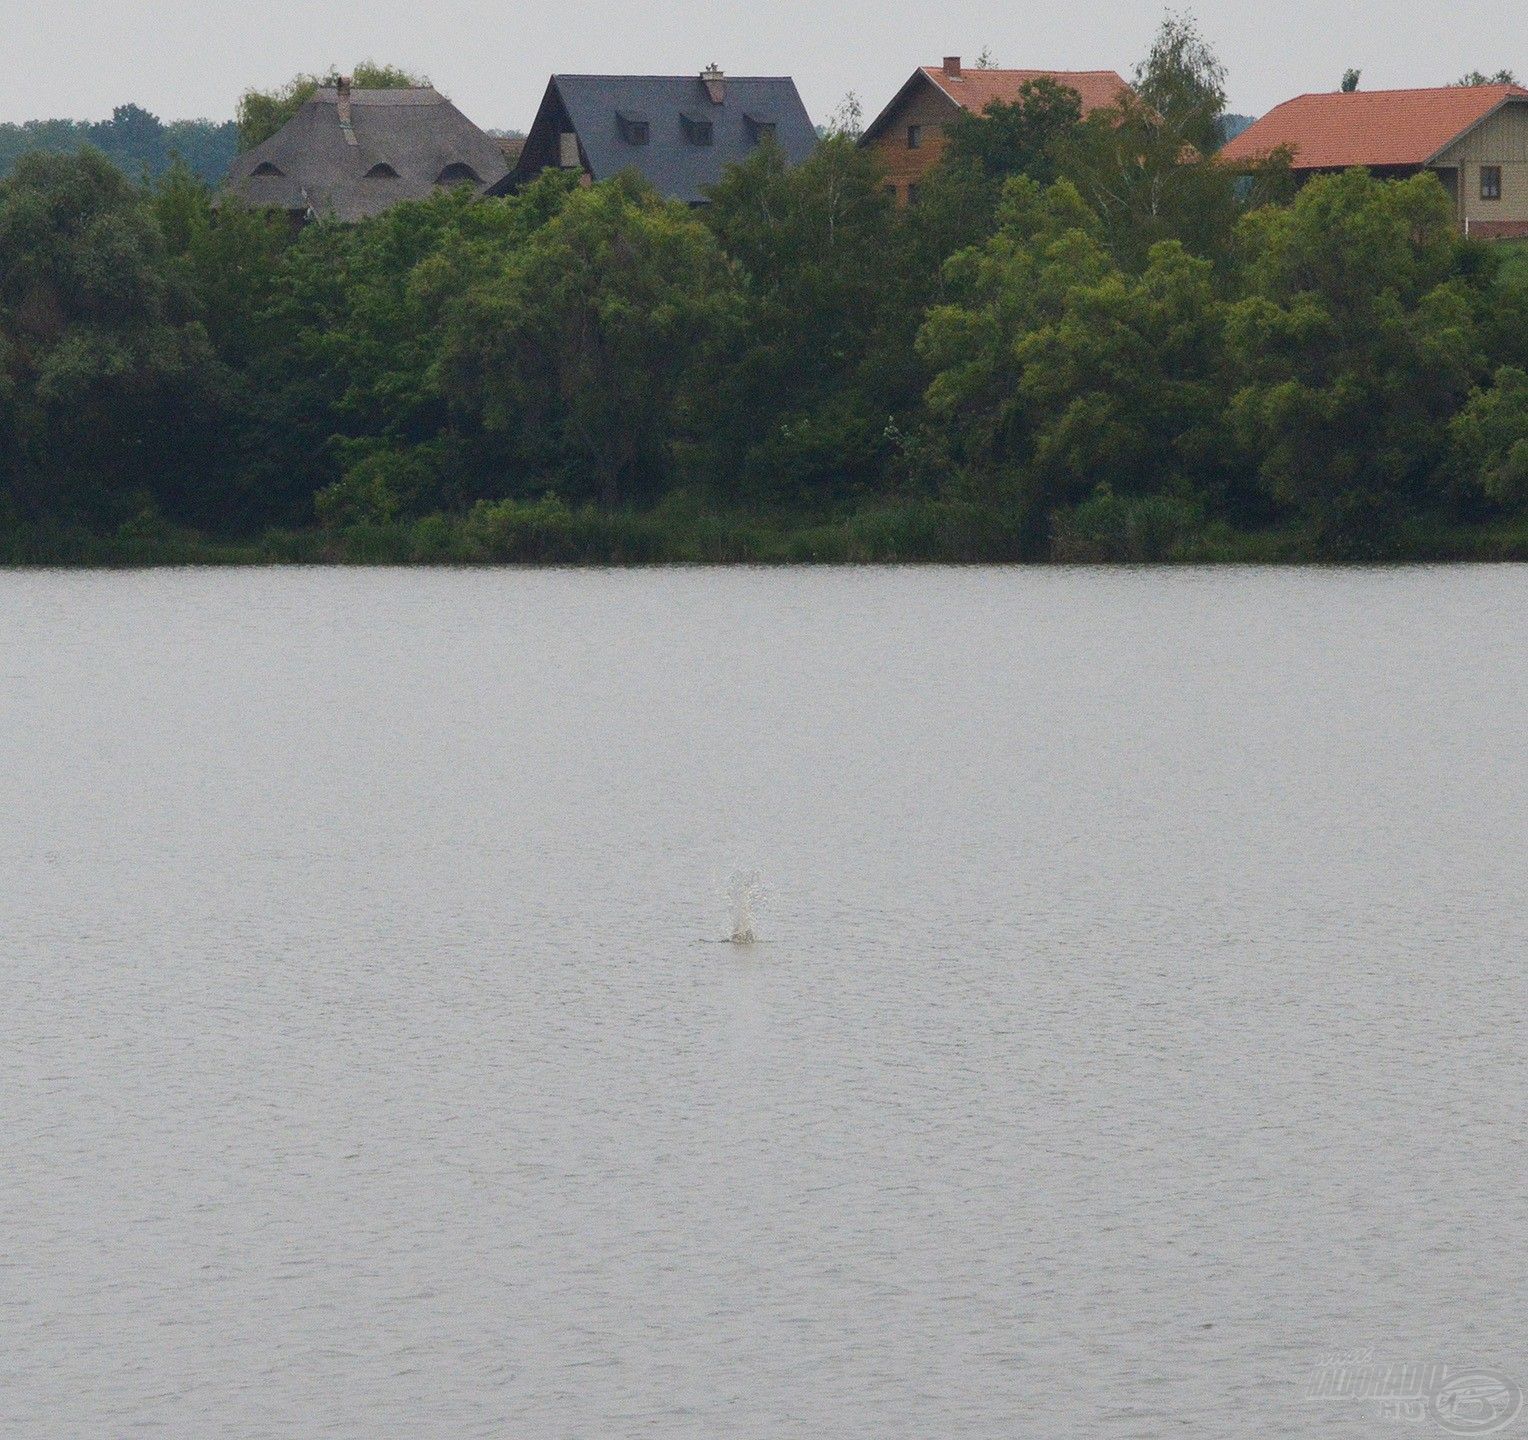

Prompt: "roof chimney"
[943,56,962,78]
[702,64,726,104]
[336,75,357,144]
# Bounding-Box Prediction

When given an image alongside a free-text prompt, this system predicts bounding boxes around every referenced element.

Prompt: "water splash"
[725,869,763,944]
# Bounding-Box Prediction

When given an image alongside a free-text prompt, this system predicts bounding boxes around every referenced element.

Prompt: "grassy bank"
[5,495,1528,568]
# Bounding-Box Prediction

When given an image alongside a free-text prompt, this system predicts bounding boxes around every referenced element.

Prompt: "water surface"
[3,566,1524,1437]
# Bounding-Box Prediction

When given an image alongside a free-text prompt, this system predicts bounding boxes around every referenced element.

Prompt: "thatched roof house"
[226,82,511,222]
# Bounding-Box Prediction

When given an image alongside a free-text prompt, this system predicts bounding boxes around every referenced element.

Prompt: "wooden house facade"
[860,58,1131,205]
[1221,84,1528,239]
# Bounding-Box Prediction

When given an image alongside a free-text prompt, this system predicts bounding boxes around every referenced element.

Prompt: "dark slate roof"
[226,87,511,222]
[505,74,817,203]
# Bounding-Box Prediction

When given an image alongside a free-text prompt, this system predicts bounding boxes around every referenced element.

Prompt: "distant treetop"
[236,62,430,151]
[1453,69,1519,86]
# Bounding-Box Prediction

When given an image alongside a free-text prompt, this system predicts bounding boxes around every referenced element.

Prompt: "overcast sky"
[5,0,1520,128]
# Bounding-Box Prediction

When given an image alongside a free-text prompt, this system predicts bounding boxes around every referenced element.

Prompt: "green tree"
[1063,13,1258,266]
[0,151,218,526]
[1448,368,1528,510]
[214,172,575,527]
[702,136,916,503]
[1341,69,1362,93]
[945,77,1085,185]
[441,175,739,509]
[0,111,237,185]
[1226,170,1486,547]
[919,177,1232,524]
[1454,70,1518,86]
[1131,10,1229,157]
[908,78,1086,269]
[237,62,428,151]
[90,104,166,177]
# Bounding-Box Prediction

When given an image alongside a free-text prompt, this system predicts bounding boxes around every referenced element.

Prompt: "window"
[884,183,898,200]
[251,162,285,177]
[907,182,921,207]
[364,162,399,179]
[907,124,922,150]
[559,132,580,169]
[629,121,650,145]
[682,114,714,146]
[436,163,483,186]
[745,114,776,144]
[1481,165,1502,201]
[618,111,650,145]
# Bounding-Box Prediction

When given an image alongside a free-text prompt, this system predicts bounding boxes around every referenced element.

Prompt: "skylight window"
[251,162,285,177]
[435,163,483,186]
[365,163,399,179]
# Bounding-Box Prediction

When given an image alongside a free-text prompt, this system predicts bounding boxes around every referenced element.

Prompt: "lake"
[3,566,1524,1438]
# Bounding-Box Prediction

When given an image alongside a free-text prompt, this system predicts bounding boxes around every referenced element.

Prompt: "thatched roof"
[226,86,511,221]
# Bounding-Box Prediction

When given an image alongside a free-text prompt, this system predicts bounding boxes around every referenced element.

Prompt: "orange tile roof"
[922,67,1131,117]
[1221,84,1528,170]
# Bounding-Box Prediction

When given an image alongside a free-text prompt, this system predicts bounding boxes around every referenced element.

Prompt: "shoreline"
[5,507,1528,569]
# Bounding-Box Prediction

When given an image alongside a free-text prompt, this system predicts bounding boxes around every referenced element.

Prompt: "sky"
[4,0,1520,128]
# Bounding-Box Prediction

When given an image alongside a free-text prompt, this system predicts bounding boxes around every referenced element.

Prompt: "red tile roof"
[1221,84,1528,170]
[923,67,1131,118]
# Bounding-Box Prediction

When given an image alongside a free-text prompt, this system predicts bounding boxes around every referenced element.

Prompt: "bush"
[1050,485,1203,561]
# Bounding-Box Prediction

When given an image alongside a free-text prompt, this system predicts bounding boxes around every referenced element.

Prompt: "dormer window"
[617,111,650,146]
[251,161,285,177]
[745,114,777,144]
[682,114,715,146]
[365,162,399,179]
[436,162,483,186]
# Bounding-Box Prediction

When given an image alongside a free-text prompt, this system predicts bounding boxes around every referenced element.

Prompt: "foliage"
[2,24,1524,565]
[1454,70,1518,86]
[1131,11,1230,157]
[905,77,1090,262]
[703,137,917,503]
[1449,368,1528,508]
[1056,13,1270,266]
[947,78,1086,187]
[920,180,1232,522]
[237,62,428,151]
[1341,69,1362,93]
[0,150,219,527]
[0,106,238,185]
[440,175,739,509]
[823,93,864,140]
[1051,484,1203,560]
[1226,170,1488,548]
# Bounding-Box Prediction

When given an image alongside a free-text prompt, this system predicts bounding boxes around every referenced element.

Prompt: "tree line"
[2,18,1526,563]
[0,105,237,185]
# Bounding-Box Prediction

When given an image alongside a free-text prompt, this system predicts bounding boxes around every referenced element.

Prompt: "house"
[225,81,512,223]
[861,57,1131,205]
[490,68,818,205]
[1220,84,1528,239]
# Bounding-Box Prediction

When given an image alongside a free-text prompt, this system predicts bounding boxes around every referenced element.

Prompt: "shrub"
[1050,485,1202,561]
